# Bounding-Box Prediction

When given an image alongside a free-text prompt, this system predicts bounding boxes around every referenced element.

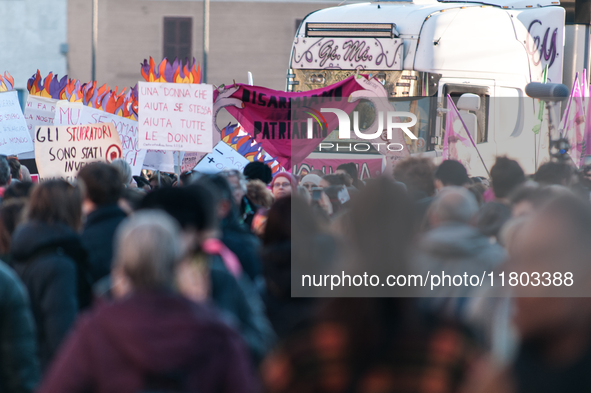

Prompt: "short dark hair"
[534,162,574,186]
[0,156,10,187]
[77,162,123,206]
[7,158,20,180]
[243,161,273,184]
[140,184,217,231]
[435,160,469,186]
[322,174,347,186]
[490,157,525,198]
[336,163,359,180]
[393,156,436,197]
[3,182,34,201]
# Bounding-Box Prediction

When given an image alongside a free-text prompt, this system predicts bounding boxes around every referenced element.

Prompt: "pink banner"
[213,76,365,168]
[292,158,383,180]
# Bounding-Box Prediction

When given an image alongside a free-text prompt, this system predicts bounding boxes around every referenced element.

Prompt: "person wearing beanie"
[270,173,295,199]
[244,162,273,185]
[300,174,322,191]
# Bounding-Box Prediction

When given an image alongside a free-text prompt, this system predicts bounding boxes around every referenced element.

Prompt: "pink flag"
[443,95,476,172]
[582,70,591,164]
[561,74,585,167]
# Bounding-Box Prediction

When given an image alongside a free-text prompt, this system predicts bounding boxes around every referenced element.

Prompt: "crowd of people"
[1,154,591,393]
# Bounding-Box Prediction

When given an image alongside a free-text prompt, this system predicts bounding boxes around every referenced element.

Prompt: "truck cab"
[288,0,566,175]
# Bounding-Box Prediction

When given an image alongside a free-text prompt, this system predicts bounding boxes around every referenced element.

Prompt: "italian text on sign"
[138,82,213,152]
[0,90,35,155]
[35,123,123,180]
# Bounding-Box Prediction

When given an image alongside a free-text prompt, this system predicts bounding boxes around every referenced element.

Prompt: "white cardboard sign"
[34,122,123,180]
[194,141,249,174]
[138,82,213,151]
[22,95,58,159]
[0,91,35,155]
[54,101,147,176]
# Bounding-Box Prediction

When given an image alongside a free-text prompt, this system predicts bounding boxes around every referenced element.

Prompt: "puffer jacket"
[0,261,39,393]
[11,221,91,371]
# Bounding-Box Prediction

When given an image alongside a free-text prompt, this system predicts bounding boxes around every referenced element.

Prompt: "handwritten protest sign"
[182,152,207,173]
[138,82,213,151]
[194,141,249,174]
[35,123,123,180]
[0,91,35,155]
[22,95,57,159]
[54,101,146,176]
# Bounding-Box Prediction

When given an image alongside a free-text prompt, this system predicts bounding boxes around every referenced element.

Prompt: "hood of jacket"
[11,221,85,263]
[416,223,506,272]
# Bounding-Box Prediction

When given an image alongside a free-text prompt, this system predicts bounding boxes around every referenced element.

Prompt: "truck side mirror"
[457,93,480,111]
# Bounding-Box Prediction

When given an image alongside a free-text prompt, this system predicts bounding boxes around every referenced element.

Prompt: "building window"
[163,17,192,61]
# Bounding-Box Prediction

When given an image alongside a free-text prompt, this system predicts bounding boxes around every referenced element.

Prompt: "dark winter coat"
[11,221,91,371]
[0,261,39,393]
[80,204,127,283]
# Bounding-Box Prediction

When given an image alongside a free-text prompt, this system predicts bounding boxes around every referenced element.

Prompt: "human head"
[27,180,82,230]
[246,179,274,208]
[0,199,26,254]
[221,169,247,205]
[336,162,359,181]
[509,183,572,217]
[427,186,479,227]
[0,156,11,187]
[243,161,273,185]
[393,156,436,198]
[78,163,123,216]
[110,159,132,186]
[510,194,591,341]
[7,157,21,181]
[133,175,151,191]
[140,184,217,233]
[434,160,469,189]
[195,175,240,224]
[112,210,182,295]
[271,172,295,199]
[319,174,347,189]
[3,181,34,202]
[534,161,575,186]
[20,165,31,183]
[149,172,173,189]
[300,174,322,191]
[490,156,525,199]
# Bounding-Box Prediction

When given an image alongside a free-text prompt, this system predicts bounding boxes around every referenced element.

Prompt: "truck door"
[437,80,496,177]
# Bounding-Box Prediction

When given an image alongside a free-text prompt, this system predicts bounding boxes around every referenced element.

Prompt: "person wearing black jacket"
[11,180,91,372]
[0,260,39,393]
[77,163,127,284]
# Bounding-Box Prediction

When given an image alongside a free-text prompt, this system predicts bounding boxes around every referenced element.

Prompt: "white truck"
[287,0,571,175]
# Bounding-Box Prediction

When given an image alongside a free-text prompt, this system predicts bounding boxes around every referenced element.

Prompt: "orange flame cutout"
[0,72,15,93]
[140,57,202,84]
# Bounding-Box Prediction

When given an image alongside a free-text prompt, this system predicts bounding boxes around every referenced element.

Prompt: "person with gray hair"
[415,186,506,351]
[110,159,132,187]
[38,210,258,393]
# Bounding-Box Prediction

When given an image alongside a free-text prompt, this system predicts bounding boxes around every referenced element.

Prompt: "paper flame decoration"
[27,71,68,99]
[27,71,138,120]
[222,124,282,174]
[141,57,202,84]
[0,72,15,92]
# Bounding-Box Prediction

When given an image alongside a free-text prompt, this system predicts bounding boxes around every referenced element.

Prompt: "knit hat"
[300,174,322,186]
[270,172,297,189]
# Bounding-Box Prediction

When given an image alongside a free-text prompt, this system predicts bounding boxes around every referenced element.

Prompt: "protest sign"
[0,91,36,155]
[54,101,147,176]
[35,123,123,180]
[142,150,183,173]
[292,156,384,180]
[194,141,249,174]
[22,95,57,159]
[182,152,207,173]
[138,82,213,151]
